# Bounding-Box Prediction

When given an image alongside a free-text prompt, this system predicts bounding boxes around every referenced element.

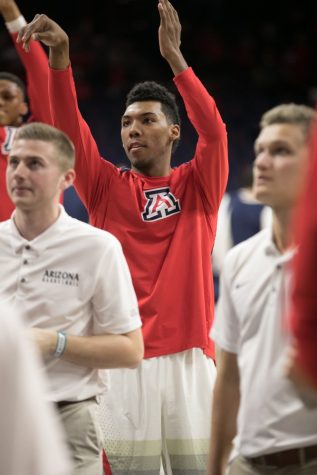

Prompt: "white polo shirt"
[0,207,141,402]
[211,228,317,457]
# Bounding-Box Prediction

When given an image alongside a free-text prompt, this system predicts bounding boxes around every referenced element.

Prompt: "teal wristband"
[53,331,67,358]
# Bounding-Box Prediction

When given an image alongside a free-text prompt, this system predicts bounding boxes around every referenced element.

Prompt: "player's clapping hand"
[157,0,187,75]
[17,13,68,52]
[158,0,181,60]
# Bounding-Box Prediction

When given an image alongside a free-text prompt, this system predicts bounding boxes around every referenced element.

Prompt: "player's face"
[6,139,70,211]
[0,80,28,127]
[253,123,309,210]
[121,101,179,174]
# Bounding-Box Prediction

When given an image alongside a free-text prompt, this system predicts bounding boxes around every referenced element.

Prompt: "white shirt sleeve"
[92,235,141,334]
[0,303,72,475]
[210,252,240,353]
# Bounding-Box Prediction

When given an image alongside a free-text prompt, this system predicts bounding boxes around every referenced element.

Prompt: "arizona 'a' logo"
[142,187,181,222]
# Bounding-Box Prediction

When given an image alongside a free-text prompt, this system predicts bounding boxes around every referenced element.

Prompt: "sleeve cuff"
[6,15,27,33]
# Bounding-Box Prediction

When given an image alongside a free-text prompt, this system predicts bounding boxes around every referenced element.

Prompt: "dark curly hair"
[0,72,26,100]
[126,81,181,152]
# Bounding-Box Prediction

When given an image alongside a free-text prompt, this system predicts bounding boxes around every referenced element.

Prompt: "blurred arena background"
[1,0,316,189]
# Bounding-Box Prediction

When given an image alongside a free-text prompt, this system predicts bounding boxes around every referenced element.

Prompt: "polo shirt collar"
[10,205,69,254]
[263,227,296,263]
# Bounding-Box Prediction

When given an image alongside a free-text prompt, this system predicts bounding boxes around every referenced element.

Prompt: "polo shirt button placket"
[269,265,279,303]
[20,245,32,288]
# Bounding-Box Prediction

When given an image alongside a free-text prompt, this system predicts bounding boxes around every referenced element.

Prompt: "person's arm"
[31,234,144,369]
[17,14,113,210]
[158,1,228,214]
[30,327,144,370]
[0,0,19,21]
[207,348,240,475]
[209,249,241,474]
[285,346,317,407]
[0,0,52,124]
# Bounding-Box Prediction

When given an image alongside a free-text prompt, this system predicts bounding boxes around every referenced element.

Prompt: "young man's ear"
[19,101,29,118]
[61,169,76,191]
[170,124,180,142]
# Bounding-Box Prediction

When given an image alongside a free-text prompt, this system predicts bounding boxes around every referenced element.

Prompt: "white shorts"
[98,348,216,475]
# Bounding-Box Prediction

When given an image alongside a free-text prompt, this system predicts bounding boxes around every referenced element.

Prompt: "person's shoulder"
[224,228,269,267]
[0,219,9,227]
[0,219,11,233]
[65,214,121,248]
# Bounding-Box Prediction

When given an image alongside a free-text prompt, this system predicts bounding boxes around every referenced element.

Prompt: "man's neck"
[14,206,61,241]
[132,161,172,178]
[272,208,295,254]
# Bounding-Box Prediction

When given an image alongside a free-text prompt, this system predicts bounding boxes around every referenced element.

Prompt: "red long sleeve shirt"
[0,36,50,222]
[49,65,228,358]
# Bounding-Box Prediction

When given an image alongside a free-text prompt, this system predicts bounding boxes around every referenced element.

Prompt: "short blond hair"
[260,104,316,139]
[14,122,75,171]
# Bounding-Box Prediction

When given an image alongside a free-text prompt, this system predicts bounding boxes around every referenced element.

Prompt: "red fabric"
[0,126,16,220]
[49,66,228,359]
[102,451,112,475]
[290,121,317,386]
[0,35,51,222]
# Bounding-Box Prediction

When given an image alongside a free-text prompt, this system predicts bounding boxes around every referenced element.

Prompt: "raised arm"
[18,15,112,210]
[159,0,228,214]
[17,13,70,68]
[0,0,52,123]
[0,0,19,21]
[207,348,240,475]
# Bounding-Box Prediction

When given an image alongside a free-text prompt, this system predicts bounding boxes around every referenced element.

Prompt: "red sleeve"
[291,123,317,385]
[11,33,52,124]
[48,65,115,210]
[173,68,228,214]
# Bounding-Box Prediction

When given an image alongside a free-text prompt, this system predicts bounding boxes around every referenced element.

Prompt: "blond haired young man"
[208,104,317,475]
[0,122,143,475]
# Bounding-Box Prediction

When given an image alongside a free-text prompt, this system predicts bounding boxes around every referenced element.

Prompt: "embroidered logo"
[142,187,181,222]
[42,269,79,287]
[2,126,17,155]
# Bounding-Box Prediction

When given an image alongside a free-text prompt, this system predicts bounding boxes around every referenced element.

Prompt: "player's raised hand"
[158,0,188,75]
[17,13,69,69]
[158,0,181,59]
[17,14,68,51]
[17,13,68,53]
